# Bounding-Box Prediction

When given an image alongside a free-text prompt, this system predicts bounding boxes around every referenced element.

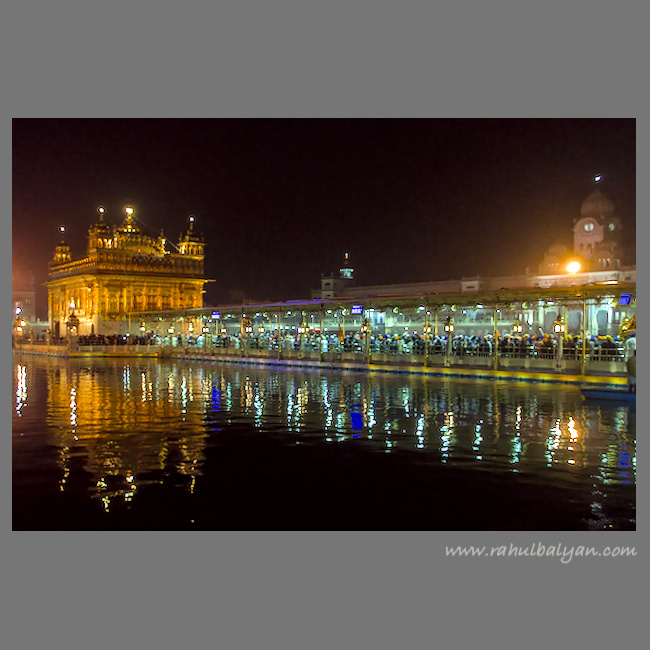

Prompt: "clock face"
[584,222,594,232]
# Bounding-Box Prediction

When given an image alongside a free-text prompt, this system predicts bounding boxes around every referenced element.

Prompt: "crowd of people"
[77,333,158,346]
[51,329,635,363]
[186,330,634,361]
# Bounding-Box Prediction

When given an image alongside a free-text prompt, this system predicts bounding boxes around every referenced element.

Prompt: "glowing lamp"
[125,206,134,215]
[567,261,581,274]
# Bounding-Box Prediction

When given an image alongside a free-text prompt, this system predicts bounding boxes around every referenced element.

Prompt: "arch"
[596,309,609,335]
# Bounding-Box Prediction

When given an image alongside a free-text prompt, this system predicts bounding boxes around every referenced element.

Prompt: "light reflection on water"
[12,355,636,530]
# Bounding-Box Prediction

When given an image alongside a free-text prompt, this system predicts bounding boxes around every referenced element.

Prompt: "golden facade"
[46,208,210,337]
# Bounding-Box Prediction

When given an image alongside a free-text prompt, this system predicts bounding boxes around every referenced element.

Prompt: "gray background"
[5,2,644,648]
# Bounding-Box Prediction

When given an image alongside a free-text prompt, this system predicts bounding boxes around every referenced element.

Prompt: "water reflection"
[15,364,27,416]
[12,355,636,529]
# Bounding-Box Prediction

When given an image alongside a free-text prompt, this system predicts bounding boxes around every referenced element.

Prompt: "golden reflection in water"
[46,361,208,511]
[27,358,635,517]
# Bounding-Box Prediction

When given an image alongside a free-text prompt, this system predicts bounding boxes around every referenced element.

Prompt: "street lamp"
[444,315,454,364]
[298,321,307,351]
[360,318,371,364]
[553,313,565,370]
[423,311,433,367]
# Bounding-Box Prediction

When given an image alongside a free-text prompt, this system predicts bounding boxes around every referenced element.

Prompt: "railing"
[14,337,627,376]
[156,337,627,376]
[74,345,161,354]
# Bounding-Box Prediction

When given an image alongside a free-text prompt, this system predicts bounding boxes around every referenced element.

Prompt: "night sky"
[12,119,636,317]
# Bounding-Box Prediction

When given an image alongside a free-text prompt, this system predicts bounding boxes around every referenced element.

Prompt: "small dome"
[548,242,568,256]
[580,189,614,219]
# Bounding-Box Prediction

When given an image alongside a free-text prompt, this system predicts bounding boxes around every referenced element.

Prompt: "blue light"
[351,305,363,315]
[211,386,221,411]
[350,413,364,430]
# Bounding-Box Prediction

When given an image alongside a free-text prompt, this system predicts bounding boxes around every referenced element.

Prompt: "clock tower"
[572,177,623,271]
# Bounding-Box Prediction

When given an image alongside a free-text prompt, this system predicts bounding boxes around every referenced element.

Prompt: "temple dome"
[580,189,614,220]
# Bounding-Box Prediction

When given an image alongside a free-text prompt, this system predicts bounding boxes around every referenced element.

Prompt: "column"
[493,307,499,370]
[581,294,587,375]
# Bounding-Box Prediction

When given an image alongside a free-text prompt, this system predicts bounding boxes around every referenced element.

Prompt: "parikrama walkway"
[13,342,627,387]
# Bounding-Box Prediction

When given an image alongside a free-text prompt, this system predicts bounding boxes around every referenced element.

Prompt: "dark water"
[12,354,636,530]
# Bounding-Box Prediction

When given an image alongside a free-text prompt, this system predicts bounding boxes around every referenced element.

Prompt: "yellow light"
[98,206,105,214]
[125,206,134,215]
[567,261,581,274]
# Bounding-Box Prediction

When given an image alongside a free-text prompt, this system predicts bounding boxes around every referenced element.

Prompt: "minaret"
[51,226,72,265]
[339,252,354,280]
[87,206,112,253]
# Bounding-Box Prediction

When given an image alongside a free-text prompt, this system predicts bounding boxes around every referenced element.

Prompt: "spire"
[178,215,205,258]
[52,226,72,264]
[116,206,140,234]
[339,251,354,280]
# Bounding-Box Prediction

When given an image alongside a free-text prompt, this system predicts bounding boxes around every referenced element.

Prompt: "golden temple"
[46,207,211,337]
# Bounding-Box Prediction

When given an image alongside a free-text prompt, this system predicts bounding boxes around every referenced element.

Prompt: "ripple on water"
[12,356,635,530]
